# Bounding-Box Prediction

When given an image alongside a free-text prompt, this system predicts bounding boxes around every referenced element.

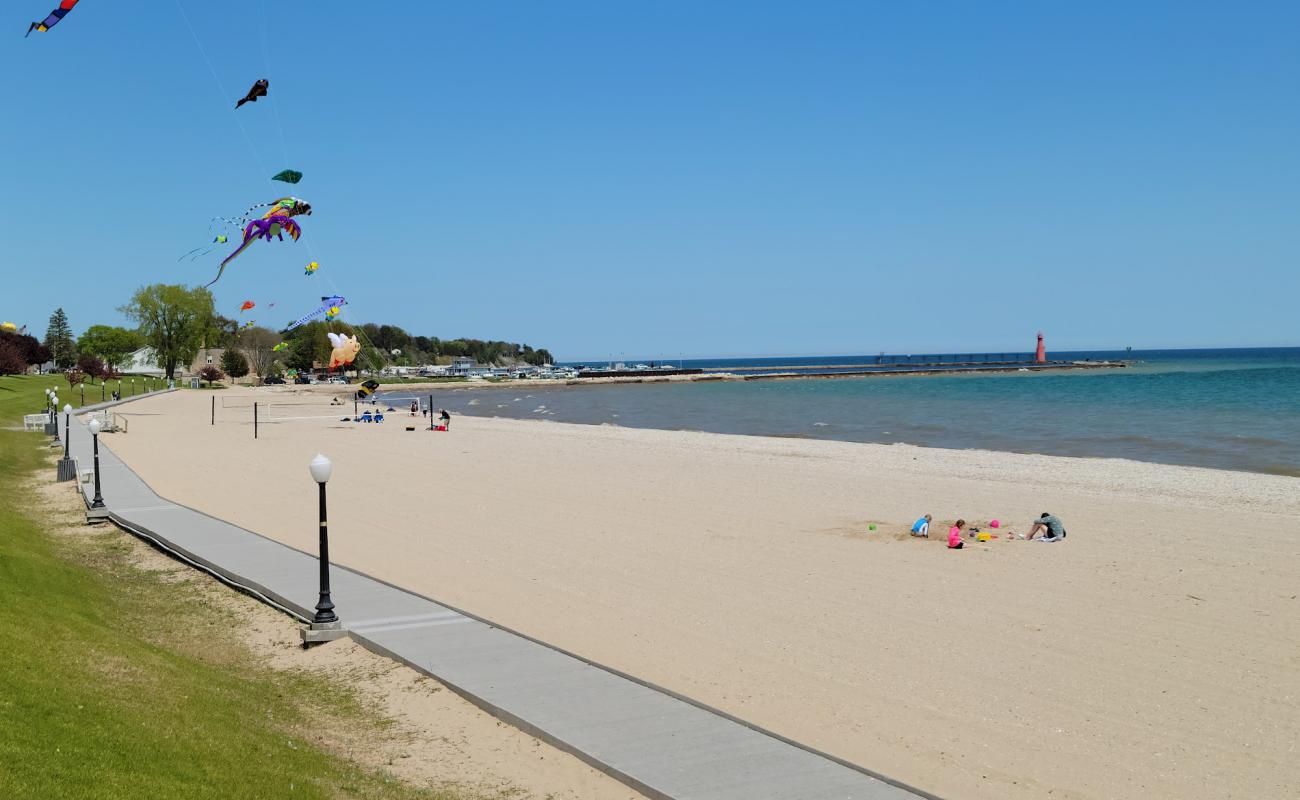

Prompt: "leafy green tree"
[119,285,215,379]
[220,349,249,380]
[76,325,144,373]
[44,308,76,368]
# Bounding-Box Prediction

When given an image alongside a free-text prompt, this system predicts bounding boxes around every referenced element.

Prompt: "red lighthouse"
[1035,331,1046,364]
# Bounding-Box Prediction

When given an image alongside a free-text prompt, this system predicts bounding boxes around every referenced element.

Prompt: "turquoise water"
[382,348,1300,475]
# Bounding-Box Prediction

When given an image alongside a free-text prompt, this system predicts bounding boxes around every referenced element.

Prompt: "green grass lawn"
[0,376,469,799]
[0,373,170,415]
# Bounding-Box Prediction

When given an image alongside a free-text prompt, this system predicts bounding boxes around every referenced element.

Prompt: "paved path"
[59,396,934,800]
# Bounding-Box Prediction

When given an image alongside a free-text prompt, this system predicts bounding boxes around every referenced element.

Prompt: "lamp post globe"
[309,454,333,484]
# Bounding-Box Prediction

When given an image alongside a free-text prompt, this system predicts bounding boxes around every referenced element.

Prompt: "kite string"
[259,0,292,168]
[171,0,271,184]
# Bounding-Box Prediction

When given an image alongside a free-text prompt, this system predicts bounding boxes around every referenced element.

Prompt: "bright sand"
[102,388,1300,799]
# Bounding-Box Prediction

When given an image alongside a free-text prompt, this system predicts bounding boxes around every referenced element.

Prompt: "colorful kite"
[239,301,255,313]
[356,379,380,400]
[204,198,311,287]
[26,0,79,36]
[283,295,347,332]
[327,333,361,369]
[242,320,255,329]
[304,261,319,276]
[236,79,269,109]
[272,169,302,184]
[272,342,289,352]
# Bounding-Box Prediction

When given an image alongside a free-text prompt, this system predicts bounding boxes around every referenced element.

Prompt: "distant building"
[450,356,477,376]
[123,348,166,377]
[191,348,224,375]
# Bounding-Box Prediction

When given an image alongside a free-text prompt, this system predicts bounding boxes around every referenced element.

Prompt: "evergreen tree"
[221,349,250,379]
[44,308,76,368]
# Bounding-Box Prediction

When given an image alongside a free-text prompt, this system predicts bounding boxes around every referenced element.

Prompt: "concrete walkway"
[59,396,935,800]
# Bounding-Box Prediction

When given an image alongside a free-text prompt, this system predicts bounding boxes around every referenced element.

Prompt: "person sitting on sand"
[948,519,966,549]
[1026,513,1067,542]
[911,514,932,538]
[374,412,385,423]
[360,410,373,422]
[331,397,342,405]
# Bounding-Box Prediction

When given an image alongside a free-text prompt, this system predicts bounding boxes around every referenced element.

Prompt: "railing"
[83,411,127,433]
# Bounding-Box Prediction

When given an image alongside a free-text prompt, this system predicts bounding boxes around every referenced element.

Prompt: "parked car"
[294,375,312,385]
[262,376,286,385]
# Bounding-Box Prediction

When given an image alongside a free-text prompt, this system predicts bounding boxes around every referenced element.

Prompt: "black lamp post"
[308,454,337,625]
[57,404,76,482]
[88,418,105,509]
[50,392,61,444]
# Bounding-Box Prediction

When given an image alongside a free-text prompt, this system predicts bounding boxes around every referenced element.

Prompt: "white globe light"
[88,418,102,436]
[63,404,72,413]
[308,453,332,484]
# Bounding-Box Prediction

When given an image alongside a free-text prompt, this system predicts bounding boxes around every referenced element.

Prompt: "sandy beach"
[100,387,1300,799]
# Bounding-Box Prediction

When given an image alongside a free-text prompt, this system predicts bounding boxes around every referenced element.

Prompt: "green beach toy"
[868,524,877,531]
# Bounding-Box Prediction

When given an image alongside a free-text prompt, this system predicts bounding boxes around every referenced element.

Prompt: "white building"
[123,348,167,377]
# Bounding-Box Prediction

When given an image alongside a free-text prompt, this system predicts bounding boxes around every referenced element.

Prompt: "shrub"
[198,365,225,387]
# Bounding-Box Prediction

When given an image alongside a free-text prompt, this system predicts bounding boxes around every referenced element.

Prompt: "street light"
[308,454,338,627]
[87,417,105,509]
[58,404,75,482]
[62,404,72,458]
[50,393,60,444]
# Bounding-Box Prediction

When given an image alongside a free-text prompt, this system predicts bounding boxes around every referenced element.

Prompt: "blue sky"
[3,2,1297,359]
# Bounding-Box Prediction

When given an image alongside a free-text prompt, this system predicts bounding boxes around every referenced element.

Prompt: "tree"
[0,340,26,375]
[77,325,144,373]
[198,365,224,387]
[0,330,51,370]
[120,284,215,379]
[44,308,76,368]
[76,353,107,383]
[220,349,249,380]
[64,369,87,389]
[235,326,281,378]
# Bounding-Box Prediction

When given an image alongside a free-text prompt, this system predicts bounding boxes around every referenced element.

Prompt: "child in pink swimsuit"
[948,519,966,550]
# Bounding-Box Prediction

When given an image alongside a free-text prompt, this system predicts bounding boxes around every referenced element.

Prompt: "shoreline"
[99,388,1300,800]
[296,360,1127,394]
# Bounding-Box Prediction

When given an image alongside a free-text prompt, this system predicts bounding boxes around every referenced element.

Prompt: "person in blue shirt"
[360,410,373,422]
[911,514,932,538]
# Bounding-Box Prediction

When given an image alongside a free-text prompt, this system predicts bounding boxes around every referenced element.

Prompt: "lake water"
[379,348,1300,476]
